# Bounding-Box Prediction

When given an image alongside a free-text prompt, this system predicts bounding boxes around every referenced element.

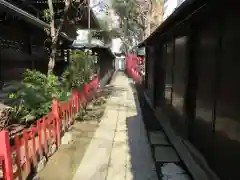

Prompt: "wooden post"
[14,135,22,180]
[37,119,43,157]
[73,89,79,113]
[23,130,30,175]
[0,131,13,180]
[52,98,60,147]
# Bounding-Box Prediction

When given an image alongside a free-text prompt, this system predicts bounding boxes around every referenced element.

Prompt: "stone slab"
[73,72,158,180]
[106,164,126,180]
[149,131,169,145]
[72,139,112,180]
[161,163,186,175]
[162,174,191,180]
[155,146,180,163]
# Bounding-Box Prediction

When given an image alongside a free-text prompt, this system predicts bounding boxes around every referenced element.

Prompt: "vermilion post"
[68,101,71,123]
[66,102,69,127]
[73,89,79,113]
[70,100,74,123]
[37,120,42,157]
[47,112,54,143]
[23,130,30,175]
[83,84,89,98]
[65,102,69,127]
[14,135,22,180]
[46,114,52,145]
[0,130,13,180]
[52,98,60,147]
[42,117,48,154]
[96,74,99,84]
[31,127,37,167]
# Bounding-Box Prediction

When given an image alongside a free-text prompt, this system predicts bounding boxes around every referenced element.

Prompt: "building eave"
[142,0,206,45]
[0,0,73,41]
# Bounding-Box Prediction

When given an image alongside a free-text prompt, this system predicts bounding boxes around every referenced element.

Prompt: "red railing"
[126,54,142,83]
[0,75,100,180]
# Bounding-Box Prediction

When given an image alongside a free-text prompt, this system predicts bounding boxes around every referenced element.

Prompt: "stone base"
[61,132,73,145]
[155,146,180,163]
[37,156,47,172]
[149,131,169,145]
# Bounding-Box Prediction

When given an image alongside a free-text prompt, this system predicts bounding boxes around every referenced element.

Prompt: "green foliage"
[43,8,51,23]
[8,69,64,124]
[61,51,95,92]
[6,50,96,126]
[112,0,145,42]
[92,19,112,44]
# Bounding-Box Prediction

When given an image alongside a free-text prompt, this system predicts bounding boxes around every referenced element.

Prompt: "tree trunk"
[47,0,72,74]
[47,0,56,74]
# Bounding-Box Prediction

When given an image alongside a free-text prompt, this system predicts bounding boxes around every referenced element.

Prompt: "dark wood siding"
[0,20,48,84]
[145,1,240,179]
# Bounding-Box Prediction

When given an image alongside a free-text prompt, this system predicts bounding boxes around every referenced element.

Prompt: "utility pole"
[88,0,91,43]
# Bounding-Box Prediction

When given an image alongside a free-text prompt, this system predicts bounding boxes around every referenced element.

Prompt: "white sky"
[111,38,122,53]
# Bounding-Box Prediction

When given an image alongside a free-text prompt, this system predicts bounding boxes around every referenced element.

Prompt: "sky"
[111,38,122,53]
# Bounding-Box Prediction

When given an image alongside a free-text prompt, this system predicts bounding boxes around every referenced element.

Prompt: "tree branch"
[48,0,72,74]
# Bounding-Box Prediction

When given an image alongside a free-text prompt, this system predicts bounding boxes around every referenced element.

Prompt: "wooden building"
[0,0,99,87]
[141,0,240,179]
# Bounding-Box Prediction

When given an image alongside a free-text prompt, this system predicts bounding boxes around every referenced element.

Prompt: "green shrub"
[61,51,95,92]
[9,69,64,124]
[7,50,96,126]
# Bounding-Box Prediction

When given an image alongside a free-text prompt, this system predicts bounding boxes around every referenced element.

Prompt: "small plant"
[8,69,64,125]
[6,50,97,126]
[61,51,95,92]
[43,9,51,23]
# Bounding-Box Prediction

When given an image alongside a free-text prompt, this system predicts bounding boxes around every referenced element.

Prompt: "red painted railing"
[0,75,100,180]
[126,54,142,83]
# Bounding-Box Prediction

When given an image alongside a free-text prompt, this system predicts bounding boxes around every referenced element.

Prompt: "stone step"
[160,163,191,180]
[0,93,19,107]
[149,131,170,146]
[1,83,21,92]
[0,92,9,99]
[154,146,180,163]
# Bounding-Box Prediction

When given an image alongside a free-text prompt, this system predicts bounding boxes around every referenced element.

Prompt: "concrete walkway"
[72,72,158,180]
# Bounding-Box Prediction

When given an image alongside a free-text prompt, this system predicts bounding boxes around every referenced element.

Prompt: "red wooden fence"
[0,75,100,180]
[125,54,142,83]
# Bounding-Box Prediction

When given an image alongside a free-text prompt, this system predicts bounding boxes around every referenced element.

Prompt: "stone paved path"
[72,72,158,180]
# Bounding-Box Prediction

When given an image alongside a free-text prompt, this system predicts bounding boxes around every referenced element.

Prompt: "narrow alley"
[72,72,158,180]
[1,0,240,179]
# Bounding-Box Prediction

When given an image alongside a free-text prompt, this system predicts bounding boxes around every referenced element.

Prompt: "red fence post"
[73,89,79,114]
[96,74,99,85]
[14,135,22,180]
[37,120,42,157]
[83,84,89,97]
[30,126,37,167]
[83,84,90,102]
[0,131,13,180]
[23,129,30,175]
[52,98,60,147]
